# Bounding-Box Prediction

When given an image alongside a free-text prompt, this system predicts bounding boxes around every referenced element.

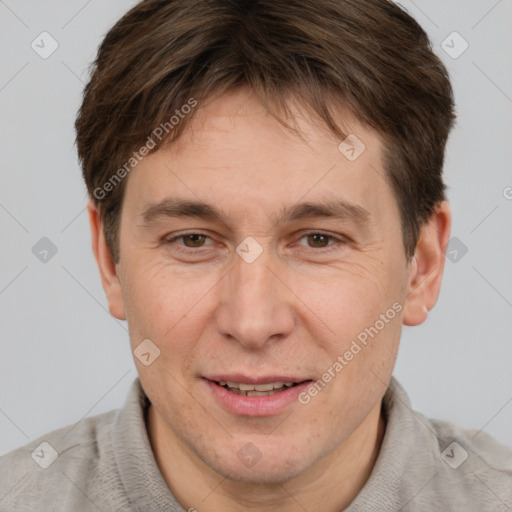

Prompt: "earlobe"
[402,201,451,326]
[87,200,126,320]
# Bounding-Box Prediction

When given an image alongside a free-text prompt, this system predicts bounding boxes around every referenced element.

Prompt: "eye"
[164,232,214,249]
[162,231,346,255]
[295,232,344,250]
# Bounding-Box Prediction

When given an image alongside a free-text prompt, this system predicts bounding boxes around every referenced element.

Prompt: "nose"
[215,247,295,349]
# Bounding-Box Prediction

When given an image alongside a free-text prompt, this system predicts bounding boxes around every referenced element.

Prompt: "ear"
[402,201,451,326]
[87,200,126,320]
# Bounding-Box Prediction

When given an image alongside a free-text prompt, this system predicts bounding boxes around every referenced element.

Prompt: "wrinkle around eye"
[155,228,372,265]
[164,231,349,251]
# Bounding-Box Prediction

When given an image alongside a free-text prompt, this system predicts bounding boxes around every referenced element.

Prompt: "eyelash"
[163,231,346,254]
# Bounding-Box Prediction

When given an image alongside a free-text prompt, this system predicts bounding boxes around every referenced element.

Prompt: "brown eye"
[181,234,207,247]
[164,232,214,250]
[296,232,341,249]
[306,233,332,248]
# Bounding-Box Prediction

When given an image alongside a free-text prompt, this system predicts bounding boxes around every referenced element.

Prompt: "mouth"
[213,380,305,397]
[203,376,314,416]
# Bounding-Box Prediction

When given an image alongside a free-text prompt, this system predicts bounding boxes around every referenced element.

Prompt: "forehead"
[123,88,398,228]
[174,88,374,157]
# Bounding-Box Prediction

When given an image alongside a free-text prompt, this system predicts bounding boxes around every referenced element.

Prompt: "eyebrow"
[140,197,371,228]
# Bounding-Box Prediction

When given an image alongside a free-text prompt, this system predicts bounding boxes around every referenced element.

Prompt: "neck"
[147,401,385,511]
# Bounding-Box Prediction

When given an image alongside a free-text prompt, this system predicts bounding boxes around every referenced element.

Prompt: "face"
[108,87,416,483]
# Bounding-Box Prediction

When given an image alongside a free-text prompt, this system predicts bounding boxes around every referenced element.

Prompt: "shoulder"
[430,417,512,474]
[400,402,512,509]
[426,417,512,505]
[0,409,123,511]
[372,377,512,510]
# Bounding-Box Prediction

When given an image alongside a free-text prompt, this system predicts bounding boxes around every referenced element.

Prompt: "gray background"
[0,0,511,456]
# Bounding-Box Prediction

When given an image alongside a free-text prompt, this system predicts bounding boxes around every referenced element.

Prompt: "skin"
[89,86,451,511]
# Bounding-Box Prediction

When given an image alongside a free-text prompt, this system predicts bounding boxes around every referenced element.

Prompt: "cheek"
[293,256,405,397]
[120,237,406,366]
[296,259,399,337]
[120,257,221,355]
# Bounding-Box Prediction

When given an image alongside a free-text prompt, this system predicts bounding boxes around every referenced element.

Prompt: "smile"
[204,377,313,416]
[215,381,299,396]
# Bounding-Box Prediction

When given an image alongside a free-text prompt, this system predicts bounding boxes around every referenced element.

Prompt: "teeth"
[238,383,276,392]
[217,380,299,395]
[254,383,274,391]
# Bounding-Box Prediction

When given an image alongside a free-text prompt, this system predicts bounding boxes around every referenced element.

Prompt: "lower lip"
[204,379,312,417]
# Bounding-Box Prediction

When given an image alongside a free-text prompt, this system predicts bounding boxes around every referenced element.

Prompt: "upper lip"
[204,374,312,385]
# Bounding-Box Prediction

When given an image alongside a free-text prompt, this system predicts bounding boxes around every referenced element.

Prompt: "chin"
[197,437,317,485]
[213,458,310,485]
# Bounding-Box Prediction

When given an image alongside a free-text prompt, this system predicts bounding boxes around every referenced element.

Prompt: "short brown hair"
[75,0,456,263]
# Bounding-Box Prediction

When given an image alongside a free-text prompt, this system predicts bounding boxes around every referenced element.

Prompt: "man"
[1,0,511,510]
